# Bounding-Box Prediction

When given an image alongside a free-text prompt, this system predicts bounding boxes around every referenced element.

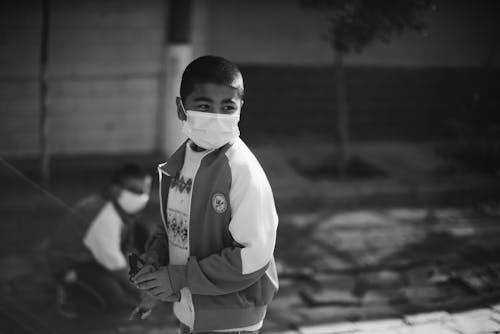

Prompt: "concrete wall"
[1,0,498,156]
[0,0,166,156]
[239,65,500,142]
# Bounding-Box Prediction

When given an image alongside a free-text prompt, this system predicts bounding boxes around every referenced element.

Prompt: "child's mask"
[118,189,149,214]
[180,101,240,150]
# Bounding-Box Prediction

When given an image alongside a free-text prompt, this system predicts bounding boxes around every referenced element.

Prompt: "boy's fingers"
[129,306,152,321]
[163,294,180,302]
[137,279,160,290]
[134,268,159,284]
[129,307,139,321]
[139,253,150,264]
[155,291,179,302]
[133,265,156,280]
[154,291,168,299]
[140,253,157,265]
[141,309,152,319]
[147,286,163,296]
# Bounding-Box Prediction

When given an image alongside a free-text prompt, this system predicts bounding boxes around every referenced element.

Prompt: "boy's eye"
[194,104,210,111]
[123,187,145,195]
[222,105,237,113]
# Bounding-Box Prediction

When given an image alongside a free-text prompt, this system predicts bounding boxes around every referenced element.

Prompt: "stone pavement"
[1,139,500,333]
[263,205,500,333]
[284,308,500,334]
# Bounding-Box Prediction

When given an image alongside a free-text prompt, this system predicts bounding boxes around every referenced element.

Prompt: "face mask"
[117,189,149,214]
[180,102,240,150]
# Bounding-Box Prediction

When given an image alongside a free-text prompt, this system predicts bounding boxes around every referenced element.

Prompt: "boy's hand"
[140,252,160,266]
[132,263,157,281]
[134,266,176,301]
[129,293,157,320]
[130,251,159,282]
[128,253,146,282]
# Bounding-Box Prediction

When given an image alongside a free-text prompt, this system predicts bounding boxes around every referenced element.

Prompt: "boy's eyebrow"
[192,97,238,104]
[221,98,238,104]
[193,97,213,103]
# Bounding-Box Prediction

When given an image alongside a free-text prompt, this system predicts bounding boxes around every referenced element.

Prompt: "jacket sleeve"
[142,168,171,266]
[168,164,278,296]
[144,220,169,266]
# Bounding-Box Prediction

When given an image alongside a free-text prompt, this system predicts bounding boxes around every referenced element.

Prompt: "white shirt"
[83,202,127,271]
[167,142,207,329]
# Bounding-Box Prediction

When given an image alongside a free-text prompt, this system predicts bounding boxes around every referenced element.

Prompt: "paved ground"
[1,139,500,333]
[266,205,500,332]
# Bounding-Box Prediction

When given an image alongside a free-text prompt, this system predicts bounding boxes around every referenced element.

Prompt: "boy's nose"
[212,104,224,114]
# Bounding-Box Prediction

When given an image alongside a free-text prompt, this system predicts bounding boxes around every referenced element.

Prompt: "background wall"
[238,65,499,142]
[1,0,498,156]
[0,0,166,156]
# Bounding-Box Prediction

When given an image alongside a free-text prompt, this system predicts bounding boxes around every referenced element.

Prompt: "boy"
[132,55,279,333]
[46,163,152,317]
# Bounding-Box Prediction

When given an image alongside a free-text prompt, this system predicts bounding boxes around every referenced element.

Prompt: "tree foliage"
[301,0,435,53]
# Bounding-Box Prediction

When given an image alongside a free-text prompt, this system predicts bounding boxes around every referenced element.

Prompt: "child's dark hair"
[180,55,244,102]
[111,163,148,186]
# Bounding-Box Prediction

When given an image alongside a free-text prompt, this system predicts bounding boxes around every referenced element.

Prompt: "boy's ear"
[176,97,186,121]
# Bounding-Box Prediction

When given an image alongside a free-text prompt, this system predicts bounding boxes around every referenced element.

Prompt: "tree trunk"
[334,48,349,177]
[39,0,50,187]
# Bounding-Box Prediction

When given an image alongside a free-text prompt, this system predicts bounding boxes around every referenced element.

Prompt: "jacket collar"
[158,139,236,176]
[158,139,189,176]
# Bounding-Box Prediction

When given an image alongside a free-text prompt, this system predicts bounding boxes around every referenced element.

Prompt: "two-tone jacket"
[146,138,279,331]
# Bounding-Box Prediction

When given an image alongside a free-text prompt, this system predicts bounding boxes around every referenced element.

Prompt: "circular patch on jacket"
[212,193,228,214]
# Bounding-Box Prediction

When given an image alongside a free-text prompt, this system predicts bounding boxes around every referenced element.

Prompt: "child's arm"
[168,166,278,296]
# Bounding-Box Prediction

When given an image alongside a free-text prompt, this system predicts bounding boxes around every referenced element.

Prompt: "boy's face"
[114,175,152,214]
[121,175,152,196]
[177,83,243,120]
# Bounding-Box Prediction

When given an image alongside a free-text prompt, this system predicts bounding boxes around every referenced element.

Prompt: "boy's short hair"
[180,55,244,102]
[111,163,148,186]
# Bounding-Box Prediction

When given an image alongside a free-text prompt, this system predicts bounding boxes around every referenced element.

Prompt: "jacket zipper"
[158,167,171,234]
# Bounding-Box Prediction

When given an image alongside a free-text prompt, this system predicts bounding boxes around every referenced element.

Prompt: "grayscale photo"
[1,0,499,333]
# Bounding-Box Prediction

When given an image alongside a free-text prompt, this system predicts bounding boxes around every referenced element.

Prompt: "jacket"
[147,138,279,331]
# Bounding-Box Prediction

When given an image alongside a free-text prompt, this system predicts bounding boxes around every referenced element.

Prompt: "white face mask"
[180,103,240,150]
[117,189,149,214]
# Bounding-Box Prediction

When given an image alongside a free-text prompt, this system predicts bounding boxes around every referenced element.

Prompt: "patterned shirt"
[167,141,209,329]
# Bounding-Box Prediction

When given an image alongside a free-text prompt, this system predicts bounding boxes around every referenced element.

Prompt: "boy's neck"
[189,141,206,152]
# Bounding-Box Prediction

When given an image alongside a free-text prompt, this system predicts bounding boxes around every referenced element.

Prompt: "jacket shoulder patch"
[211,193,228,214]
